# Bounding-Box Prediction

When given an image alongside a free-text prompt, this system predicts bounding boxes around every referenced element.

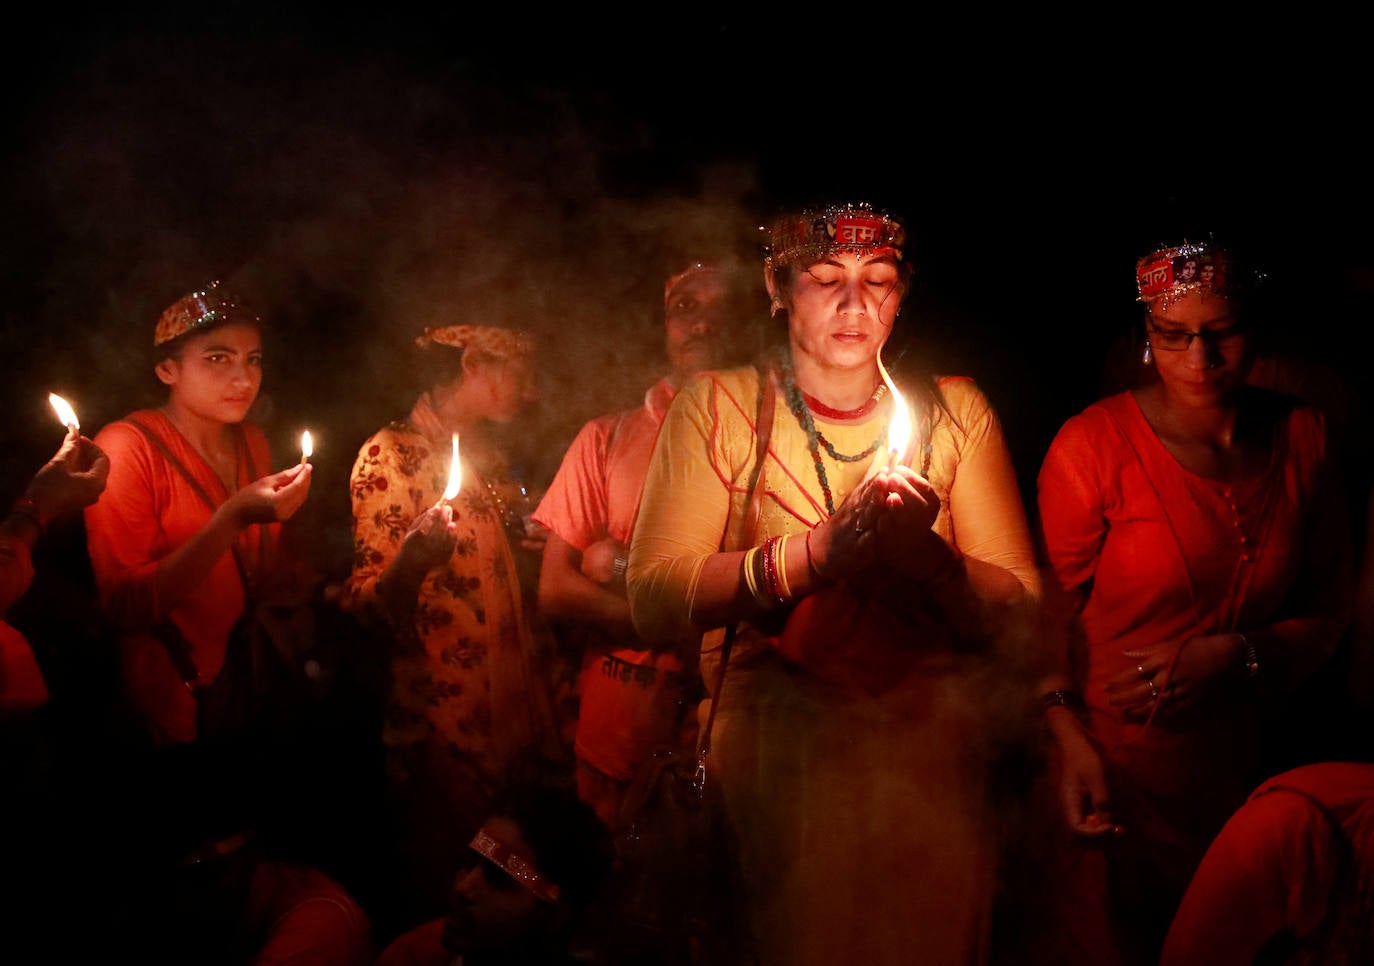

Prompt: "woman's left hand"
[1108,632,1244,723]
[869,465,946,578]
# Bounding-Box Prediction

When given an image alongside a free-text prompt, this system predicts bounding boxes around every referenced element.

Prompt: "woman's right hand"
[399,504,458,572]
[223,463,313,526]
[806,477,881,580]
[1048,710,1121,838]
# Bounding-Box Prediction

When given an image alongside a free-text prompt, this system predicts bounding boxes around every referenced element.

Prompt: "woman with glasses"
[1031,238,1353,964]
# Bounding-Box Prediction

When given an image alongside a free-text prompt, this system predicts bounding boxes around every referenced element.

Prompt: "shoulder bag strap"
[693,364,777,789]
[122,416,260,590]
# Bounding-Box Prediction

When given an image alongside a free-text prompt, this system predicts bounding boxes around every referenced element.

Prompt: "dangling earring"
[1142,340,1154,365]
[769,296,784,318]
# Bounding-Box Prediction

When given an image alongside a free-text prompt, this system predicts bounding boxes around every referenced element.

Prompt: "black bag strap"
[693,364,776,792]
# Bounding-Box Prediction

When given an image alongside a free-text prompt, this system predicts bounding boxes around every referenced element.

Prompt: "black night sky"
[3,12,1373,578]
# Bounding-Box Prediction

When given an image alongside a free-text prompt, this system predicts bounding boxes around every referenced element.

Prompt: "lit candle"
[435,433,462,509]
[300,430,313,465]
[48,393,80,435]
[876,355,912,471]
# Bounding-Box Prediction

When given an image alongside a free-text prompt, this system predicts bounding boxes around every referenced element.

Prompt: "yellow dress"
[628,365,1041,966]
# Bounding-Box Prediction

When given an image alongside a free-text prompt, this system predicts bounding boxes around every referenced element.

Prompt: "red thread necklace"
[801,383,887,421]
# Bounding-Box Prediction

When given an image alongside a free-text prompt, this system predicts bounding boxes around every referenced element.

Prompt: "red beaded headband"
[469,825,561,903]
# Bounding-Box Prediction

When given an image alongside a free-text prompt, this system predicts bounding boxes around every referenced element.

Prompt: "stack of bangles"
[745,534,797,609]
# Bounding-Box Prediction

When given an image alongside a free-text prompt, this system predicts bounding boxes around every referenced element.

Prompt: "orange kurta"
[1035,389,1352,962]
[85,410,276,746]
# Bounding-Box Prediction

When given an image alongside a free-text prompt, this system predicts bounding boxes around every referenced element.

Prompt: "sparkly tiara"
[154,280,260,347]
[763,202,906,268]
[469,826,560,903]
[1135,238,1253,306]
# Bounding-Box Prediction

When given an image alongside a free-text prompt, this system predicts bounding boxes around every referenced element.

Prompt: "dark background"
[4,12,1373,579]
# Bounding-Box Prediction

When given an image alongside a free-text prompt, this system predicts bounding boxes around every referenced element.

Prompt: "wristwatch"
[1240,633,1260,679]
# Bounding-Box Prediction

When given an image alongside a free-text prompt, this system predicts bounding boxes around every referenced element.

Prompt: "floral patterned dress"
[343,394,559,916]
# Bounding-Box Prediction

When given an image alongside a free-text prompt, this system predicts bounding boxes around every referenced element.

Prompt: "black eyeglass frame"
[1145,317,1247,352]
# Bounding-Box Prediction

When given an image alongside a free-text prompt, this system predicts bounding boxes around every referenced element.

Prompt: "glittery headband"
[414,324,536,358]
[663,262,721,307]
[763,203,906,268]
[469,826,560,903]
[1135,239,1242,306]
[154,280,260,348]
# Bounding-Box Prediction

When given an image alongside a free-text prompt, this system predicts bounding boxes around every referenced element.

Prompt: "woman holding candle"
[1032,238,1353,964]
[341,323,561,937]
[626,202,1041,965]
[84,281,313,748]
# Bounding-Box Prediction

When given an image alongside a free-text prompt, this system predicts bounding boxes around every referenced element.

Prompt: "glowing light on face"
[441,433,462,502]
[877,355,911,469]
[48,393,79,433]
[300,430,313,464]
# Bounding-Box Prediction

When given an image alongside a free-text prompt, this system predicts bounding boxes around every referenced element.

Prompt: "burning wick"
[435,433,462,509]
[300,430,313,465]
[48,393,80,435]
[876,355,912,471]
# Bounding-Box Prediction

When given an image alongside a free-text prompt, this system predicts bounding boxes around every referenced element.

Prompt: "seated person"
[1160,761,1374,965]
[376,780,614,966]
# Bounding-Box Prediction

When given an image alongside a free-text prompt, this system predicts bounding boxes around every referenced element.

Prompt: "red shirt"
[533,379,694,782]
[85,410,277,745]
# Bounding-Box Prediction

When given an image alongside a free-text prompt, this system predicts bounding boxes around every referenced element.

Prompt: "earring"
[769,296,784,318]
[1142,340,1153,365]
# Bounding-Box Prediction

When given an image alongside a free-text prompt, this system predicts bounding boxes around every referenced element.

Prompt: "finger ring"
[854,522,865,534]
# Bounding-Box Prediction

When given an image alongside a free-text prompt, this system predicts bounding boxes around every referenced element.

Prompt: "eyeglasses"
[1146,317,1247,351]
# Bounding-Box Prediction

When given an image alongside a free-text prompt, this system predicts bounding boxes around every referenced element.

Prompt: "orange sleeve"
[83,421,166,630]
[340,429,429,619]
[531,417,612,553]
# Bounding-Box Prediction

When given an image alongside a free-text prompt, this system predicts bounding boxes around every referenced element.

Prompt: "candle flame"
[877,355,912,465]
[441,433,462,502]
[48,393,79,432]
[300,430,313,460]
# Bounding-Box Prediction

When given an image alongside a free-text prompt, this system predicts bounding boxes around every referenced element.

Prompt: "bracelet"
[611,553,628,581]
[1040,689,1084,714]
[1239,633,1260,679]
[774,534,794,601]
[804,529,828,580]
[9,496,45,535]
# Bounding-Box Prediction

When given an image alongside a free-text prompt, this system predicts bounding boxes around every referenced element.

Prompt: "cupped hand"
[1107,633,1243,724]
[806,476,882,580]
[400,504,458,571]
[225,462,313,527]
[25,431,111,519]
[869,466,942,570]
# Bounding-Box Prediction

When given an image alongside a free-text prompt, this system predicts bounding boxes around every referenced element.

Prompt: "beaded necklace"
[778,358,885,515]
